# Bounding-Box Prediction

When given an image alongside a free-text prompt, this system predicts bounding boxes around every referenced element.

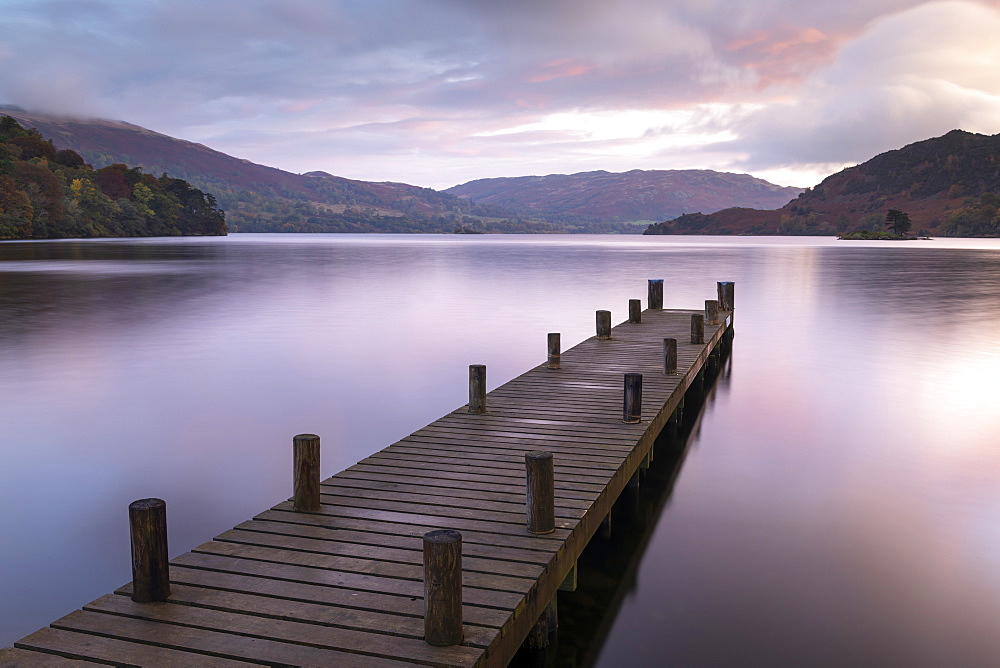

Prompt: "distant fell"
[646,130,1000,236]
[446,169,801,224]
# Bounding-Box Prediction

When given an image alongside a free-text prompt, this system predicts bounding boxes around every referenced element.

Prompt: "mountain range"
[2,107,799,234]
[645,129,1000,236]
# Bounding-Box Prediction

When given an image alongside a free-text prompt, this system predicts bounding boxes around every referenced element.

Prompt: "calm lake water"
[1,234,999,664]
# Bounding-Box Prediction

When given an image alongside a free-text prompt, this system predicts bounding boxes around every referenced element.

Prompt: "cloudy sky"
[3,0,1000,189]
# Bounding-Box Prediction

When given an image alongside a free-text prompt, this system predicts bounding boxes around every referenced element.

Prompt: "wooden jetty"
[3,281,734,667]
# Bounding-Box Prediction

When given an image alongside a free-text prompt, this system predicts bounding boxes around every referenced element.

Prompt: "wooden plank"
[374,448,619,475]
[240,516,558,564]
[85,593,486,664]
[354,457,611,487]
[120,582,497,648]
[191,540,537,594]
[257,505,566,552]
[51,608,416,667]
[144,563,511,628]
[335,467,600,502]
[342,463,603,497]
[269,499,575,538]
[313,484,588,520]
[388,441,625,466]
[0,645,100,666]
[319,475,594,510]
[214,527,546,579]
[14,625,257,666]
[316,489,556,526]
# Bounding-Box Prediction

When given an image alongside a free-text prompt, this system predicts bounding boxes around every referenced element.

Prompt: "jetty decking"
[4,291,733,667]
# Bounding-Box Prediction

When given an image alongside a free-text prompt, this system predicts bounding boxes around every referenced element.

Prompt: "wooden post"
[648,279,663,309]
[628,299,641,323]
[596,310,611,340]
[691,314,704,344]
[525,451,555,534]
[129,498,170,603]
[717,281,735,311]
[601,510,612,538]
[468,364,486,413]
[623,373,642,423]
[547,333,560,369]
[705,299,719,325]
[524,595,558,650]
[559,563,578,592]
[691,368,705,398]
[293,434,321,512]
[706,346,719,376]
[423,529,463,647]
[663,338,677,374]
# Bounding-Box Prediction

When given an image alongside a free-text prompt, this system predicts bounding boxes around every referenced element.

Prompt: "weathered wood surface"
[10,307,732,667]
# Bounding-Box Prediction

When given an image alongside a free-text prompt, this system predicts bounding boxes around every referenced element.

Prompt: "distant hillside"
[2,107,574,234]
[445,169,801,224]
[0,115,225,239]
[646,130,1000,236]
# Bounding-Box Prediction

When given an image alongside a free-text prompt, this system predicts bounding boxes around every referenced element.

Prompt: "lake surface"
[1,234,999,664]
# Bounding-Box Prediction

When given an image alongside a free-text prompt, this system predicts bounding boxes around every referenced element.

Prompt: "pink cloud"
[527,59,593,84]
[725,25,845,88]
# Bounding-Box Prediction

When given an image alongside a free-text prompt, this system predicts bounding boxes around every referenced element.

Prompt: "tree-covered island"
[0,116,226,240]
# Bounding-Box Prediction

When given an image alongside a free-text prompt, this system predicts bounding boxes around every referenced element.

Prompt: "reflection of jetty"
[5,281,734,667]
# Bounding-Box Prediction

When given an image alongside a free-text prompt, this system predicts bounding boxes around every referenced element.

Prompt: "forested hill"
[645,130,1000,236]
[0,116,225,239]
[1,108,580,234]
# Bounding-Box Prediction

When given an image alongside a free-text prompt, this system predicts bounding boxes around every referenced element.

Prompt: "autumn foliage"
[0,116,226,239]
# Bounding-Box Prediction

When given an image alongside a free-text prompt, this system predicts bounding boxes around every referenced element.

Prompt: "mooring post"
[469,364,486,413]
[423,529,463,647]
[717,281,735,311]
[663,338,677,374]
[623,373,642,423]
[596,310,611,340]
[601,510,612,538]
[705,299,719,326]
[129,498,170,603]
[547,333,561,369]
[648,279,663,309]
[559,563,578,592]
[525,451,555,534]
[691,313,705,345]
[524,594,559,650]
[628,299,641,323]
[706,346,719,376]
[692,368,705,398]
[292,433,321,512]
